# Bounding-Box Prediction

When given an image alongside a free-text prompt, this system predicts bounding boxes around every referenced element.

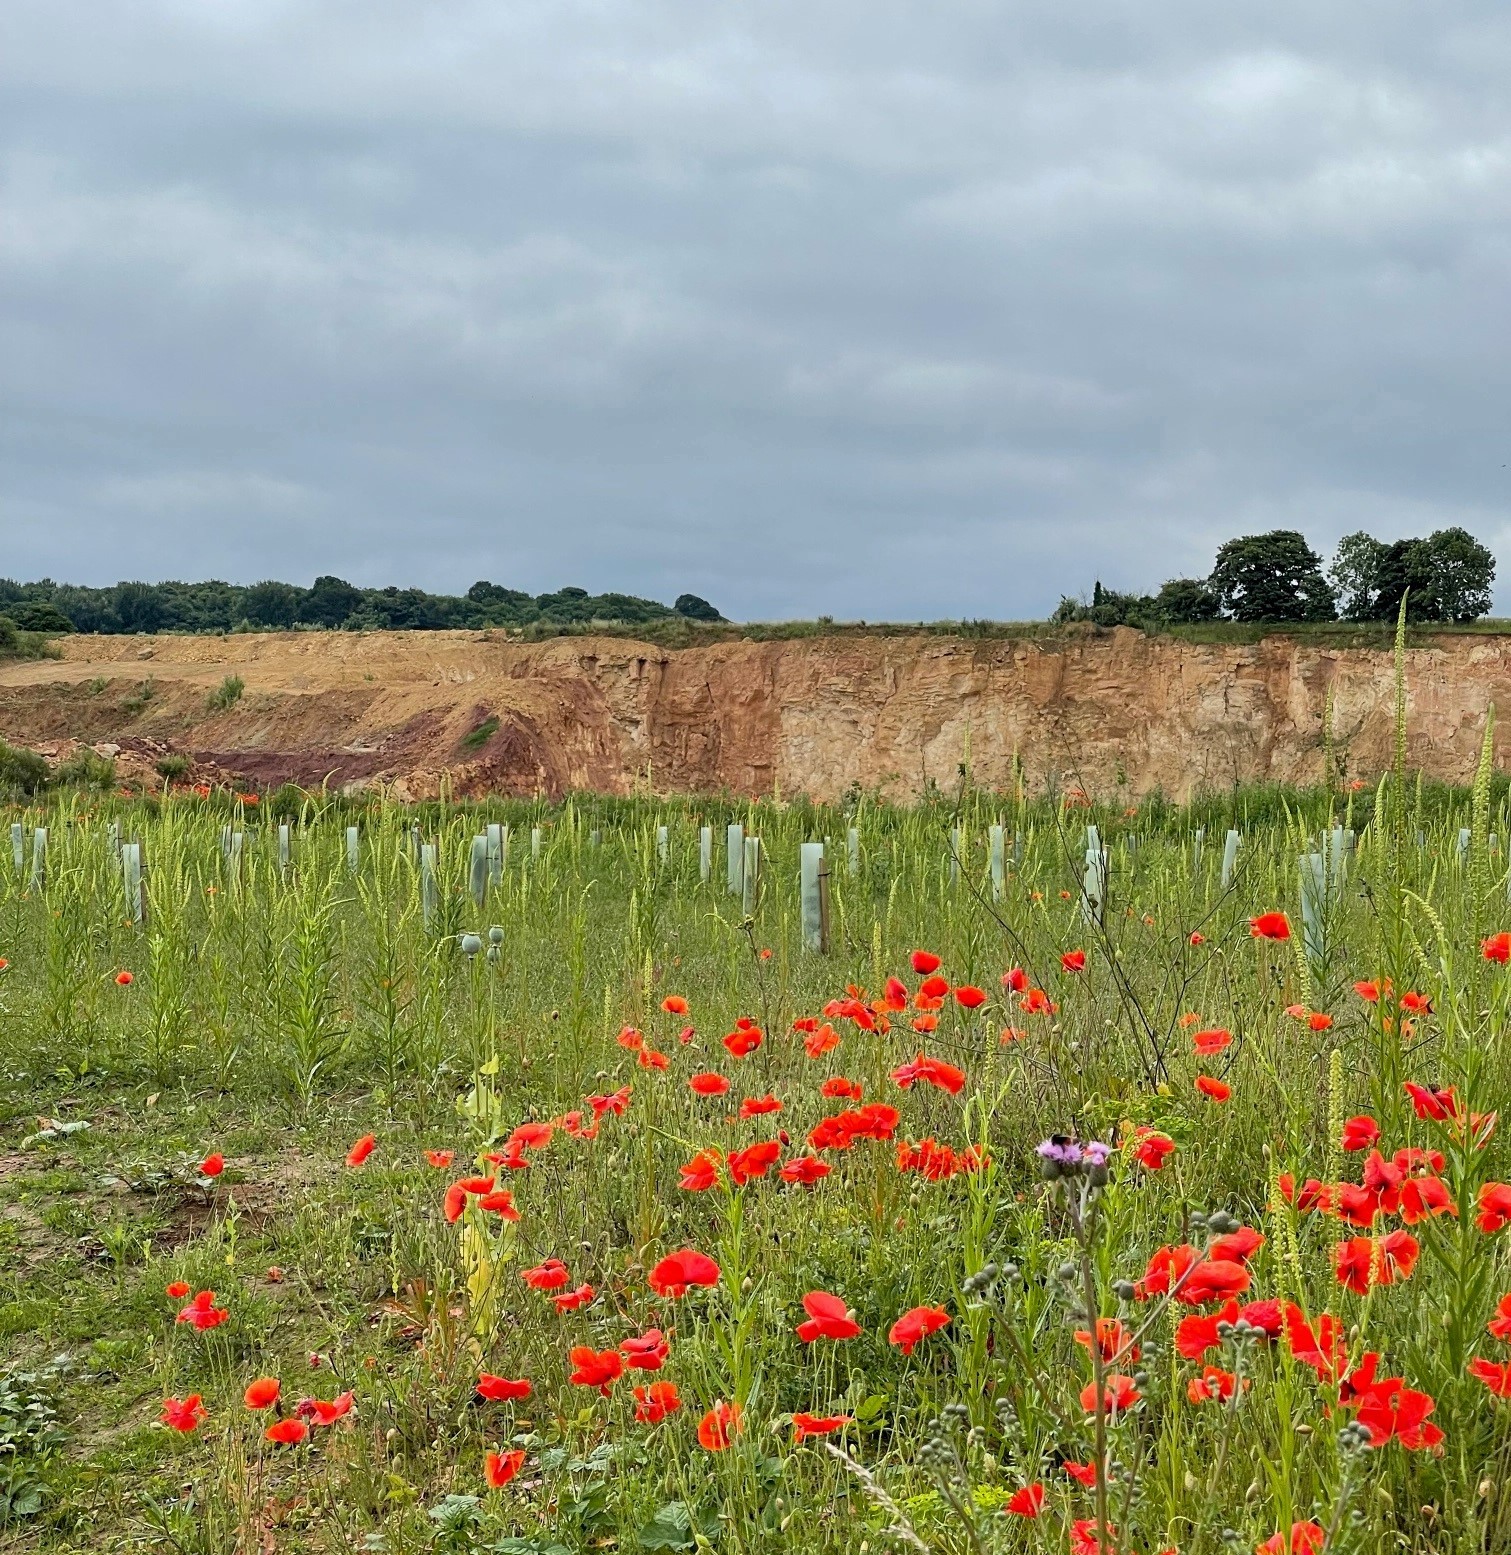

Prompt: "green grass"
[1,763,1511,1551]
[462,715,501,751]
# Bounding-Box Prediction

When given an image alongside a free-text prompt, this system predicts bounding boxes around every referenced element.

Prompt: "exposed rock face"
[0,626,1503,800]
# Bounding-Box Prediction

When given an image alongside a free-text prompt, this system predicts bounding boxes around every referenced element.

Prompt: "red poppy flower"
[1470,1358,1511,1396]
[891,1055,967,1094]
[689,1073,731,1097]
[1257,1522,1326,1555]
[1189,932,1205,946]
[1249,913,1290,940]
[309,1391,354,1426]
[779,1154,831,1184]
[1130,1129,1176,1170]
[1334,1230,1419,1293]
[661,995,689,1014]
[444,1175,495,1224]
[264,1417,307,1444]
[177,1289,229,1330]
[723,1025,763,1059]
[1340,1116,1380,1152]
[648,1248,721,1298]
[1175,1300,1238,1359]
[520,1258,571,1290]
[1192,1028,1232,1054]
[243,1377,280,1410]
[634,1381,682,1423]
[1079,1374,1140,1416]
[1186,1366,1239,1404]
[200,1153,225,1178]
[161,1395,205,1431]
[1074,1318,1137,1363]
[1063,1462,1098,1486]
[727,1140,781,1184]
[1005,1484,1045,1517]
[796,1290,862,1342]
[740,1094,782,1117]
[1398,1175,1455,1225]
[638,1047,669,1070]
[888,1304,950,1354]
[820,1076,861,1099]
[1071,1519,1116,1555]
[1308,1012,1333,1031]
[953,985,987,1009]
[1209,1226,1264,1264]
[346,1134,376,1168]
[1400,991,1432,1014]
[507,1122,554,1153]
[552,1283,595,1312]
[1002,966,1028,992]
[1354,980,1381,1002]
[1061,950,1087,973]
[910,950,941,974]
[1477,1183,1511,1233]
[910,1014,939,1034]
[803,1022,841,1058]
[1355,1380,1442,1449]
[679,1150,722,1192]
[115,970,134,986]
[587,1086,631,1118]
[1195,1075,1231,1102]
[793,1411,852,1441]
[568,1347,623,1393]
[1133,1244,1196,1300]
[1019,988,1056,1015]
[698,1399,742,1450]
[1484,933,1511,964]
[1282,1303,1347,1381]
[620,1329,669,1371]
[485,1448,526,1488]
[476,1373,532,1401]
[678,1024,696,1045]
[425,1149,455,1169]
[477,1189,519,1220]
[617,1025,644,1051]
[1488,1292,1511,1340]
[165,1280,191,1300]
[1404,1081,1459,1121]
[1239,1298,1282,1337]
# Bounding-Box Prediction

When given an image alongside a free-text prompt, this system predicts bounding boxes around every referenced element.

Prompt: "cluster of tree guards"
[0,578,726,636]
[1055,527,1497,627]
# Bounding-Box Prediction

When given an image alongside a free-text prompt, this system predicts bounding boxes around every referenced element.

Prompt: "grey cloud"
[2,1,1510,619]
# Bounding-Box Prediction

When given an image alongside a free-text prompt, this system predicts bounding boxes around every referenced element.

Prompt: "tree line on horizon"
[0,577,726,636]
[1054,526,1498,628]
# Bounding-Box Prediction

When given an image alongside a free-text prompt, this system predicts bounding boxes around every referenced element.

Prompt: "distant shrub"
[53,748,115,790]
[207,674,244,712]
[0,741,50,796]
[155,754,191,782]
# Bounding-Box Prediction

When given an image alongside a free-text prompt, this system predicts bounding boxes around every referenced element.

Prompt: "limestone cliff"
[0,626,1502,800]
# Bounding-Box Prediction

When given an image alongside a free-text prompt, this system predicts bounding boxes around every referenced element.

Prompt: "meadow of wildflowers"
[4,710,1511,1553]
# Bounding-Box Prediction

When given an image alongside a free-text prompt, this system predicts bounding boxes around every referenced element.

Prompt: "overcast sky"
[3,3,1510,621]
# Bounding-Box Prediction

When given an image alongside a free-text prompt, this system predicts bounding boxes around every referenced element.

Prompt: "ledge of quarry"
[0,626,1505,802]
